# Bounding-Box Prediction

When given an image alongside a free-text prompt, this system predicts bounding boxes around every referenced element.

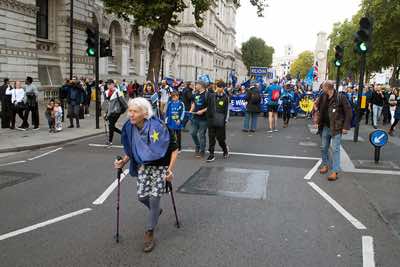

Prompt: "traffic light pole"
[335,66,341,91]
[353,53,366,142]
[95,25,100,129]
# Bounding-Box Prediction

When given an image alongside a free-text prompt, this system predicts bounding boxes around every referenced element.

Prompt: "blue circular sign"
[369,130,389,147]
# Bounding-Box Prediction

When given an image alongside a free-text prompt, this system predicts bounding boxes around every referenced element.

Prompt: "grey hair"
[127,97,154,119]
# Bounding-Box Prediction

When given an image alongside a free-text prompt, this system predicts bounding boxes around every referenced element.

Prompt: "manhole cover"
[177,167,269,200]
[0,170,40,190]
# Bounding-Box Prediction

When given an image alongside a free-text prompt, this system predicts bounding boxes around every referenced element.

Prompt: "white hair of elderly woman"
[127,97,154,119]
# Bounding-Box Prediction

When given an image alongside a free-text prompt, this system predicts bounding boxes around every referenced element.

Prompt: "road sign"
[369,130,389,164]
[369,130,388,147]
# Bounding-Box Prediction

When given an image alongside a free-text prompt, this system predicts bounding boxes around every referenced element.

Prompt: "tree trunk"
[146,27,168,84]
[390,51,399,87]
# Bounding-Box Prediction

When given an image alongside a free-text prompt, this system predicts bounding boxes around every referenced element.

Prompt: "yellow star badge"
[151,130,160,143]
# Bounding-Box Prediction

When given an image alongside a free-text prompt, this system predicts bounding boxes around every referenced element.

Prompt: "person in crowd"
[59,79,70,122]
[78,82,86,120]
[266,80,282,132]
[54,99,63,132]
[45,99,55,132]
[165,91,185,151]
[84,78,93,116]
[281,83,294,128]
[181,81,193,131]
[388,88,398,126]
[7,80,26,130]
[318,81,353,181]
[159,80,172,117]
[143,81,158,115]
[127,81,135,98]
[388,88,400,136]
[371,85,385,129]
[243,82,261,133]
[190,80,208,158]
[67,78,84,128]
[362,86,373,125]
[0,78,12,128]
[105,79,123,146]
[22,76,39,130]
[382,87,391,125]
[115,97,178,253]
[206,81,229,162]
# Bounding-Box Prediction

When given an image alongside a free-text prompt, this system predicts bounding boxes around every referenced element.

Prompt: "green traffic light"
[334,60,342,67]
[87,47,96,56]
[358,42,368,52]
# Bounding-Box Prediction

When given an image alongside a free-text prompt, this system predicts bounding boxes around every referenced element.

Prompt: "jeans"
[191,118,207,152]
[372,104,383,127]
[321,127,342,173]
[243,112,258,130]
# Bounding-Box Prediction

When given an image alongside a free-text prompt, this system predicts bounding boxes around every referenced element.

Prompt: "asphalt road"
[1,117,400,267]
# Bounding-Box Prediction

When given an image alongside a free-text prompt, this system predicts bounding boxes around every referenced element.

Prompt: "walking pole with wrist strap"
[115,156,123,243]
[166,181,180,228]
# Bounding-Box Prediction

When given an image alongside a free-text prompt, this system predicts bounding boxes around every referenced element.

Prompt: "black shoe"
[33,127,40,131]
[223,152,229,159]
[373,125,378,129]
[76,124,80,128]
[206,154,215,162]
[68,125,74,128]
[250,129,255,133]
[242,129,249,132]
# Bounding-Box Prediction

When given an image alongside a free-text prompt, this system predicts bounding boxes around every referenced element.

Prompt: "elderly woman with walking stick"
[114,97,179,253]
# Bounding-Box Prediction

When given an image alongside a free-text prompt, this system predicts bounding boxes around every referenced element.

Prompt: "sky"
[235,0,361,57]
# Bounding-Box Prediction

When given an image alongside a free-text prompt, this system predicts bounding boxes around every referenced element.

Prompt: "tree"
[241,37,274,71]
[290,51,314,79]
[102,0,267,81]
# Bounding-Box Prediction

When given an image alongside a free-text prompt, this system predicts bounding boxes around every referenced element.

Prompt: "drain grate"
[177,167,269,200]
[0,171,40,190]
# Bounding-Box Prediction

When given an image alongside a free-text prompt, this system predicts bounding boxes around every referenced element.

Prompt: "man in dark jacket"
[206,81,229,162]
[318,81,353,181]
[243,82,261,132]
[181,81,193,130]
[67,79,84,128]
[59,79,70,122]
[0,78,12,128]
[23,76,40,129]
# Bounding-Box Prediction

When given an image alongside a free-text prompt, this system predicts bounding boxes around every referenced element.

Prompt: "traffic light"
[354,17,372,54]
[85,27,97,57]
[334,45,344,67]
[100,38,112,57]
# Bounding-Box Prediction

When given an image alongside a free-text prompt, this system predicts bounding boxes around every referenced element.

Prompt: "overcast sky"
[235,0,361,57]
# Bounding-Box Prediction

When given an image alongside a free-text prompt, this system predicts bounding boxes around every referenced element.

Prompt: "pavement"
[0,104,123,153]
[0,116,400,266]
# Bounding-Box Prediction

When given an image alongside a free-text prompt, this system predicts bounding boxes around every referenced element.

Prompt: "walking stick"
[166,181,180,228]
[104,114,109,145]
[115,156,123,243]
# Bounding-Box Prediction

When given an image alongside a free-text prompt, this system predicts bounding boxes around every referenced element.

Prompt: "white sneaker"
[267,129,273,133]
[273,129,279,132]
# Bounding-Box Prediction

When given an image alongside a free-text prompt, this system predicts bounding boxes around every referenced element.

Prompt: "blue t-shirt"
[166,100,185,130]
[267,84,282,104]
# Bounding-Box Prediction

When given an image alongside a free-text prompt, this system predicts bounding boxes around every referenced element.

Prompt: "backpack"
[250,91,260,105]
[271,90,280,101]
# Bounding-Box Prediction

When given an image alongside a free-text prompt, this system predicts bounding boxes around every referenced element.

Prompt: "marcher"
[371,86,385,129]
[389,88,398,126]
[22,76,39,130]
[143,82,158,115]
[159,80,172,117]
[7,81,26,130]
[181,81,193,130]
[45,99,56,132]
[54,100,63,132]
[388,88,400,136]
[206,81,229,162]
[105,79,123,145]
[165,91,185,151]
[243,82,261,132]
[0,78,12,128]
[67,79,84,128]
[59,79,70,122]
[190,80,208,158]
[266,80,282,133]
[115,97,178,253]
[318,81,353,181]
[281,83,294,128]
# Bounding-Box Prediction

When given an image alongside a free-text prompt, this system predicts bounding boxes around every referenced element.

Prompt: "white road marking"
[362,236,375,267]
[347,168,400,176]
[0,208,92,241]
[340,145,356,170]
[307,182,367,230]
[27,147,63,161]
[181,149,321,161]
[93,169,129,205]
[88,143,124,148]
[304,159,322,180]
[0,160,26,167]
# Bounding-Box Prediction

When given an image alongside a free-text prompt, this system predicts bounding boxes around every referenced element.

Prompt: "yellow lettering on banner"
[361,96,367,109]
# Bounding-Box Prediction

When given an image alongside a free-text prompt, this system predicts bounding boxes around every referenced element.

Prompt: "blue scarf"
[122,117,170,176]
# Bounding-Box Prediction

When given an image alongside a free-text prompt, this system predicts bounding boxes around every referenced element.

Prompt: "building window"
[36,0,48,39]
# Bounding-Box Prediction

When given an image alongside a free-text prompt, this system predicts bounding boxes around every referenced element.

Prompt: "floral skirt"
[137,165,167,198]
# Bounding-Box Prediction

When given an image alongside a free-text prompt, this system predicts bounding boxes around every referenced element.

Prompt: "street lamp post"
[69,0,74,80]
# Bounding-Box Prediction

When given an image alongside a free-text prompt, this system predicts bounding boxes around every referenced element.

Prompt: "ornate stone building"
[314,31,328,82]
[0,0,247,89]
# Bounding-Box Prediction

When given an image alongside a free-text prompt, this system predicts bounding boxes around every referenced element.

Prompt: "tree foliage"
[327,0,400,84]
[241,37,274,71]
[290,51,314,79]
[102,0,267,80]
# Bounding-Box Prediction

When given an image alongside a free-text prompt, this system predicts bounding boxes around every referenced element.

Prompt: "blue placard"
[151,93,159,104]
[369,130,389,147]
[250,67,269,75]
[230,94,247,112]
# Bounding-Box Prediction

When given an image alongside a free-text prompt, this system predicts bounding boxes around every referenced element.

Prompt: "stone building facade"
[0,0,247,89]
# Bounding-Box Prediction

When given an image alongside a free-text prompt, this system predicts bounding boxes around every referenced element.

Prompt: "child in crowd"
[165,91,185,151]
[45,99,55,132]
[53,100,63,132]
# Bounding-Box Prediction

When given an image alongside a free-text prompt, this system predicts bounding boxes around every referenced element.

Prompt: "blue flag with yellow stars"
[121,117,170,176]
